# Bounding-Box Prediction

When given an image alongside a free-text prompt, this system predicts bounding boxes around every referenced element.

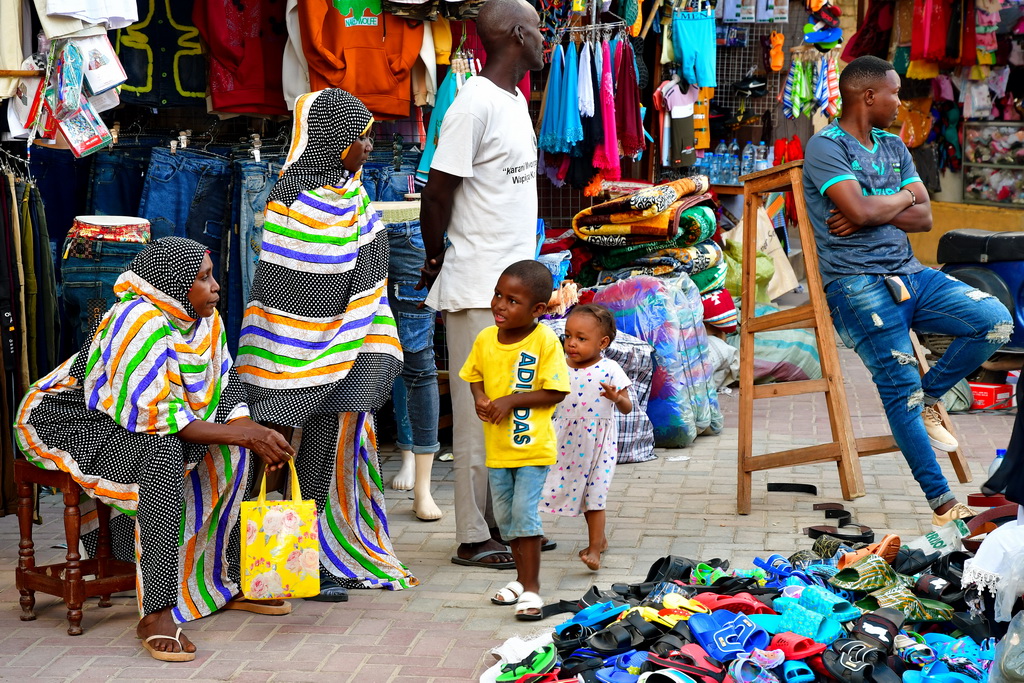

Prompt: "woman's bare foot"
[137,608,195,654]
[579,539,608,571]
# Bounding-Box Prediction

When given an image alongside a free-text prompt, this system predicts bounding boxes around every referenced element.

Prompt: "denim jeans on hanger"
[61,238,147,348]
[386,218,440,454]
[28,144,93,247]
[86,143,158,216]
[137,147,231,277]
[362,149,423,202]
[236,158,285,306]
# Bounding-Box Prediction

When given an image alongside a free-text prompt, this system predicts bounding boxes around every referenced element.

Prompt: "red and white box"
[969,382,1013,410]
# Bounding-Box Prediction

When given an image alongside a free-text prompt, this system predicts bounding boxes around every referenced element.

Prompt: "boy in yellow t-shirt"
[459,260,569,621]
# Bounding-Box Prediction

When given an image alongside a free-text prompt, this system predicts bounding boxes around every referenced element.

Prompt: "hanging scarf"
[539,44,565,153]
[269,89,373,207]
[615,37,646,157]
[238,90,402,425]
[561,40,584,153]
[83,237,239,435]
[578,41,595,117]
[593,39,621,180]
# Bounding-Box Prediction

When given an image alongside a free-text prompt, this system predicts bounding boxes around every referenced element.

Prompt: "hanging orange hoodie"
[298,0,424,120]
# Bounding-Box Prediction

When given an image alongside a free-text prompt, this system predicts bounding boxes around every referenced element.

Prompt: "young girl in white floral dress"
[540,304,632,571]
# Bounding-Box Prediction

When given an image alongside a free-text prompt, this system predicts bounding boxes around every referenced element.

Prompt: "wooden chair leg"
[95,502,113,608]
[16,478,37,621]
[62,486,84,636]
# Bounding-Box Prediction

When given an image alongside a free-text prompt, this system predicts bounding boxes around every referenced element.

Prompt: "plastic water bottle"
[713,141,728,183]
[707,153,719,184]
[988,448,1007,477]
[728,139,740,184]
[741,141,755,177]
[754,141,770,172]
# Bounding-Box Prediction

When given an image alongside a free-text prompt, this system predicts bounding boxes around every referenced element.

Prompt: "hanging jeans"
[223,157,284,355]
[137,147,231,278]
[28,143,94,249]
[86,143,160,216]
[386,219,439,454]
[825,269,1012,506]
[361,149,422,202]
[61,238,147,348]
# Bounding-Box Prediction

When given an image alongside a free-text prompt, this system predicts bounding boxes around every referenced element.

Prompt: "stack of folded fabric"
[572,176,738,336]
[483,529,1014,683]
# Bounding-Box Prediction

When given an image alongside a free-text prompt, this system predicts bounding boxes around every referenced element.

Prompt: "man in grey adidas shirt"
[803,56,1012,528]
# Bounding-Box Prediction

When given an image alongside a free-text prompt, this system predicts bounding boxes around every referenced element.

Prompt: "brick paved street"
[0,346,1014,682]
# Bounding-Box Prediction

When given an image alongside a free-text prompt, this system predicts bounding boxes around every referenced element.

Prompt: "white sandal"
[491,580,524,605]
[514,591,544,621]
[141,627,196,662]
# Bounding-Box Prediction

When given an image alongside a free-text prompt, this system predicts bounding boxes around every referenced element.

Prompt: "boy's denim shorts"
[488,465,549,541]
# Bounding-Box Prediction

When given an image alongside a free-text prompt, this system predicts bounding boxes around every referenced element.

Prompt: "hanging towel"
[825,55,841,118]
[561,41,584,153]
[578,41,595,117]
[615,38,645,158]
[593,39,620,180]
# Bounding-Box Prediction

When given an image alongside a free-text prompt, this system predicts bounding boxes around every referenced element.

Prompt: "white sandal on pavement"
[515,591,544,621]
[492,580,524,605]
[141,627,196,662]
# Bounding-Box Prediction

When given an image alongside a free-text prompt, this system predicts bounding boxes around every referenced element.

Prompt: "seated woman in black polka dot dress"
[15,238,297,662]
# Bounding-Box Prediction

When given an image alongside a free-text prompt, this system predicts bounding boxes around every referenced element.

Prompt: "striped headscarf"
[82,237,238,435]
[238,90,402,425]
[269,88,374,207]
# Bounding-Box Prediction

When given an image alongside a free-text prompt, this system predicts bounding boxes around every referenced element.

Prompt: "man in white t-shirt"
[418,0,545,569]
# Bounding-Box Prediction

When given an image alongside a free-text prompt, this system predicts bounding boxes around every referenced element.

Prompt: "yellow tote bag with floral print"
[240,460,320,600]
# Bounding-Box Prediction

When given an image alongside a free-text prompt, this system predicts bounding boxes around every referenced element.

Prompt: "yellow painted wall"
[909,201,1024,265]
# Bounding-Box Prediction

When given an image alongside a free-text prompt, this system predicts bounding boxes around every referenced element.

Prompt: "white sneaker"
[922,404,958,452]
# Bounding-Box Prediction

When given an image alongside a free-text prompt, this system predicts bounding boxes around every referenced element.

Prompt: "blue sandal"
[688,611,770,662]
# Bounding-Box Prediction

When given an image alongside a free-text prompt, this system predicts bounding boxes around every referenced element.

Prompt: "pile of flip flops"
[485,539,1006,683]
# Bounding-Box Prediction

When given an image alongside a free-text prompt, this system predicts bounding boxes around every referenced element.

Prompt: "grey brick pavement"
[0,347,1014,682]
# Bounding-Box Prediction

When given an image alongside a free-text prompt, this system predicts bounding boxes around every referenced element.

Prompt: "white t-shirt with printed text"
[426,76,539,312]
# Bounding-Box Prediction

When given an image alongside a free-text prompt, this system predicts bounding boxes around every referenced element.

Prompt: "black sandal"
[587,610,664,656]
[305,566,349,603]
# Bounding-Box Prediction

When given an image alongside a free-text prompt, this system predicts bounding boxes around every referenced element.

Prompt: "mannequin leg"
[412,451,442,521]
[391,450,416,491]
[389,377,417,491]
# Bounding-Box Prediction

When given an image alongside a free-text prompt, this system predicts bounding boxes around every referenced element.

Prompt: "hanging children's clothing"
[540,357,632,516]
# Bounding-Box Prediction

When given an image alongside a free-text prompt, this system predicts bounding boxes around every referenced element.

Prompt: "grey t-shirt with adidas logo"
[802,123,925,287]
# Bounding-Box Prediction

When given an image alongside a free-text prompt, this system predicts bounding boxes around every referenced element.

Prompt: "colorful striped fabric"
[15,261,254,620]
[237,176,402,410]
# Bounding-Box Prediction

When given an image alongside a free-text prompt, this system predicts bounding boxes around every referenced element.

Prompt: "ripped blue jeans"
[826,268,1013,505]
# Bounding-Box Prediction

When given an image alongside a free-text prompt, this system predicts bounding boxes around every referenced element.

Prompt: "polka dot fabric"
[269,88,373,208]
[540,357,632,516]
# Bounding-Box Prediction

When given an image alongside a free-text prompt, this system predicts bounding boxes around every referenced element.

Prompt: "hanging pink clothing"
[592,40,620,180]
[448,20,530,95]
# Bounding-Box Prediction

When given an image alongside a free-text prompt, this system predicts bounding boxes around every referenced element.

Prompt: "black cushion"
[937,229,1024,264]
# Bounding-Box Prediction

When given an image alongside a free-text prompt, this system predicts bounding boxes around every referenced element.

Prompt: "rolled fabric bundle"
[690,259,728,294]
[594,205,716,264]
[601,236,721,272]
[584,176,708,220]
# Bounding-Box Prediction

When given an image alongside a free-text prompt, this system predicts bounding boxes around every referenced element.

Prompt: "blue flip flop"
[556,600,630,635]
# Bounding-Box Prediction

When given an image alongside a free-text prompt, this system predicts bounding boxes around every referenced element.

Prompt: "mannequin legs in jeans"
[386,220,442,521]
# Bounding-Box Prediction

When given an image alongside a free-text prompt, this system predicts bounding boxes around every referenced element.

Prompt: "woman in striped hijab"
[16,237,295,662]
[237,89,415,601]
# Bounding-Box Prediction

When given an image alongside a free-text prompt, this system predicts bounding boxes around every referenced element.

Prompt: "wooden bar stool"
[736,161,971,514]
[16,459,136,635]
